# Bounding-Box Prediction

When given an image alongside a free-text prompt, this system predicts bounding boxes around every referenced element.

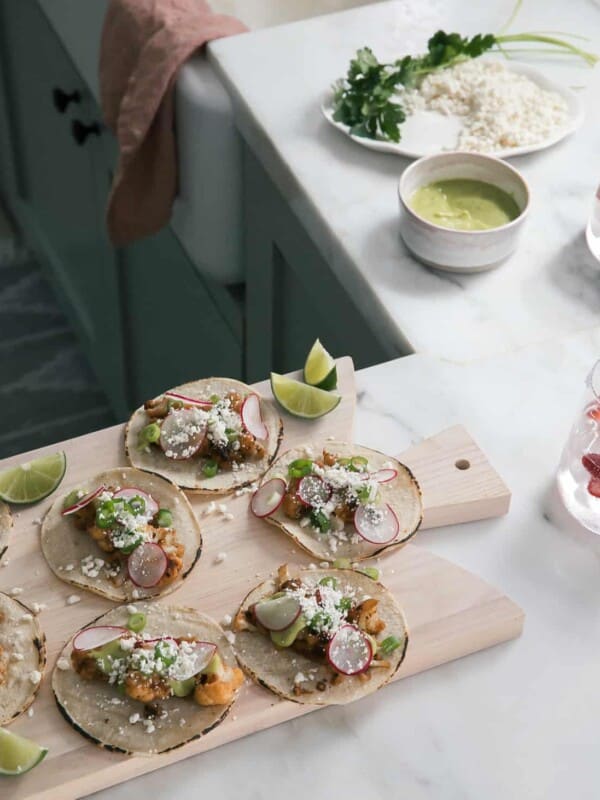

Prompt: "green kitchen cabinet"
[0,0,243,417]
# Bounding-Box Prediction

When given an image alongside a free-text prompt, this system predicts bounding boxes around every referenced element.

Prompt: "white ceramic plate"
[321,61,584,159]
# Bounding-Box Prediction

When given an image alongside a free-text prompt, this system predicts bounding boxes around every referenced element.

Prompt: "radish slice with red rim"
[241,394,268,440]
[370,468,398,484]
[297,475,332,507]
[159,408,207,460]
[251,478,286,518]
[127,542,168,588]
[73,625,128,652]
[113,488,159,517]
[165,391,212,408]
[354,503,399,544]
[61,485,106,516]
[170,641,217,680]
[254,594,301,631]
[326,624,373,675]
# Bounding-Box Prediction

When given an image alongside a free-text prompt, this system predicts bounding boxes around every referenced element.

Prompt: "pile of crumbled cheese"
[401,59,569,152]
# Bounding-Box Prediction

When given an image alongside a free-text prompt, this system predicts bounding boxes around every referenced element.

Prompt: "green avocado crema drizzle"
[409,179,521,231]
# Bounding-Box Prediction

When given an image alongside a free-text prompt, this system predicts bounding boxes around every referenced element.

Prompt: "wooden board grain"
[0,358,521,800]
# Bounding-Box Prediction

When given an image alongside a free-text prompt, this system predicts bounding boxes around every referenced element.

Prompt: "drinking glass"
[557,359,600,533]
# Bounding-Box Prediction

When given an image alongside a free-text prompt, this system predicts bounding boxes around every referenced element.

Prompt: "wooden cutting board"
[0,358,521,800]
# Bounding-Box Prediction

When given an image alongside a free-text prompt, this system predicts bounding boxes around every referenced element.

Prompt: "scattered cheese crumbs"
[126,604,138,614]
[308,564,317,570]
[20,613,33,622]
[132,589,141,599]
[56,658,70,671]
[66,595,81,606]
[33,517,42,525]
[214,552,227,565]
[319,561,329,568]
[217,503,228,514]
[179,718,187,727]
[143,720,156,734]
[64,564,75,572]
[29,670,42,684]
[9,587,23,596]
[10,653,24,662]
[31,602,46,614]
[231,715,238,721]
[27,708,34,718]
[222,513,234,521]
[326,435,336,441]
[110,698,122,705]
[203,501,216,516]
[224,631,236,644]
[0,559,8,567]
[129,713,141,724]
[299,517,310,528]
[221,613,232,627]
[294,672,307,684]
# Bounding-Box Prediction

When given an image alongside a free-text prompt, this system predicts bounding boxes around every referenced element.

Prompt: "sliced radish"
[370,468,398,484]
[326,624,373,675]
[165,391,212,409]
[159,408,207,460]
[297,475,332,508]
[588,478,600,498]
[241,394,268,440]
[61,485,107,516]
[251,478,286,518]
[354,503,399,545]
[113,488,159,517]
[254,594,301,631]
[127,542,168,588]
[73,625,128,652]
[170,641,217,681]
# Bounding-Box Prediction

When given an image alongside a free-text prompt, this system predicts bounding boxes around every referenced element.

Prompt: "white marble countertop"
[209,0,600,361]
[93,327,600,799]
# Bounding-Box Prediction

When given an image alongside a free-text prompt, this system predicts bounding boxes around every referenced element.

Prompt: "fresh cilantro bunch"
[331,29,596,143]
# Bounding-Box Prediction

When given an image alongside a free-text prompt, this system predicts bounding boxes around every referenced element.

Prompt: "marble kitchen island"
[95,326,600,800]
[207,0,600,374]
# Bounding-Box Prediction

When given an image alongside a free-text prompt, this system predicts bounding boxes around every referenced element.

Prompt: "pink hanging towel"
[99,0,247,245]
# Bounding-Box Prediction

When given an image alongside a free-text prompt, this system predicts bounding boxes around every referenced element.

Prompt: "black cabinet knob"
[71,119,101,145]
[52,87,81,113]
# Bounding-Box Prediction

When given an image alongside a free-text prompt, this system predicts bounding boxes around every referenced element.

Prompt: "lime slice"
[270,373,341,419]
[303,339,337,390]
[0,452,67,504]
[0,728,48,776]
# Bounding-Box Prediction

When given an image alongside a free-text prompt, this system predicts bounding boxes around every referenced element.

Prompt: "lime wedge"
[0,452,67,504]
[270,374,341,419]
[0,728,48,776]
[303,339,337,390]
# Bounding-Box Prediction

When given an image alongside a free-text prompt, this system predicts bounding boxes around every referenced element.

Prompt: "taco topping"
[261,450,400,548]
[71,618,243,708]
[234,567,403,689]
[138,391,268,477]
[62,486,183,589]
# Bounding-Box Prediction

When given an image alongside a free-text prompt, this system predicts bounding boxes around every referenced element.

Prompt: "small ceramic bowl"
[398,152,530,272]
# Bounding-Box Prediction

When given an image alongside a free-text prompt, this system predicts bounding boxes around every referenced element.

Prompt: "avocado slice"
[90,640,124,674]
[168,677,196,697]
[203,652,224,678]
[270,615,306,648]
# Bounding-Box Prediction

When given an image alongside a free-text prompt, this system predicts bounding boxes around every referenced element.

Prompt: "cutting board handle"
[399,425,511,530]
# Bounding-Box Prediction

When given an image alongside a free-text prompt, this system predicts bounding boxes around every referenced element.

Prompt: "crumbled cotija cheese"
[401,59,569,152]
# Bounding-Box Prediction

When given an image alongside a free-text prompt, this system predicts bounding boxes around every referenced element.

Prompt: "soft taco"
[233,564,408,705]
[41,467,202,602]
[53,603,244,755]
[125,377,283,493]
[0,593,46,725]
[250,442,422,561]
[0,501,11,561]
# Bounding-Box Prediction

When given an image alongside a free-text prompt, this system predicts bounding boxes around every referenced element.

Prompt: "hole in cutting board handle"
[455,459,471,470]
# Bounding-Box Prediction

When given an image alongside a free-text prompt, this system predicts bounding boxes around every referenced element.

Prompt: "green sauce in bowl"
[409,178,521,231]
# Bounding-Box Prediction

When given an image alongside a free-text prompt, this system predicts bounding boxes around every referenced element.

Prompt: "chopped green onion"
[310,509,331,533]
[350,456,369,472]
[337,596,353,612]
[359,567,379,581]
[333,558,352,569]
[156,508,173,528]
[203,460,219,478]
[138,422,161,450]
[288,459,313,478]
[379,635,402,655]
[319,576,339,589]
[127,612,147,633]
[127,495,146,515]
